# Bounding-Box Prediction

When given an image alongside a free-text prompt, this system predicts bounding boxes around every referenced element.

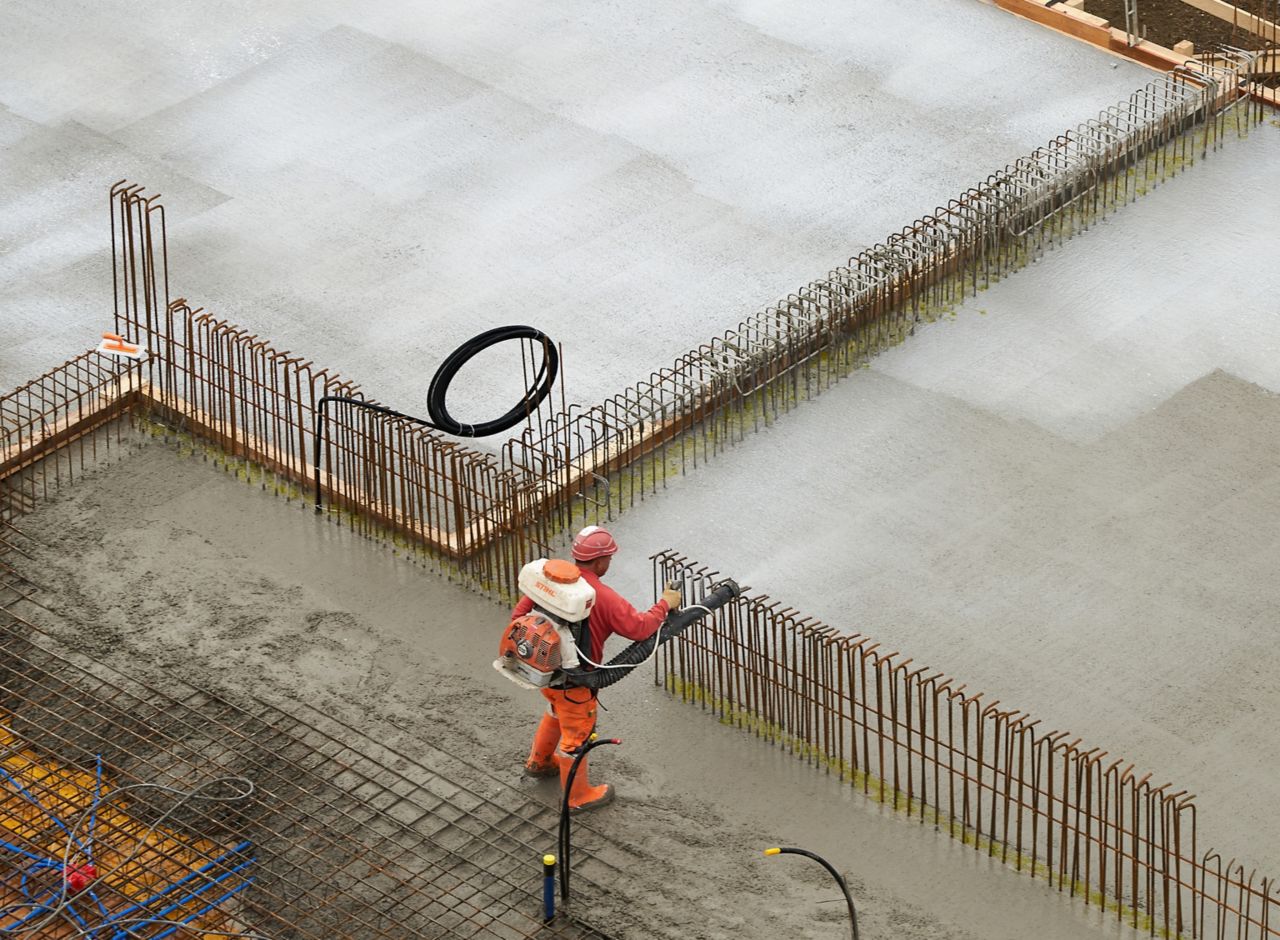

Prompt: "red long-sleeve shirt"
[511,570,669,665]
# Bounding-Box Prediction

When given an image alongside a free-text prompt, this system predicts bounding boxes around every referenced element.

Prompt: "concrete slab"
[1,0,1147,416]
[872,122,1280,442]
[592,125,1280,874]
[10,437,1158,940]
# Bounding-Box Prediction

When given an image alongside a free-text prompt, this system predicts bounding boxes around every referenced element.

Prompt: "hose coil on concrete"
[313,325,558,511]
[425,325,559,437]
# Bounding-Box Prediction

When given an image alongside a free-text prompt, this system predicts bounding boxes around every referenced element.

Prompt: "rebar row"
[3,65,1264,605]
[652,550,1279,940]
[505,55,1263,539]
[74,65,1280,591]
[0,350,139,527]
[105,176,566,597]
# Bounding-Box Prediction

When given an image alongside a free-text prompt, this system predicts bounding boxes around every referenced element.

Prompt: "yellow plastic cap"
[763,847,781,856]
[543,854,557,865]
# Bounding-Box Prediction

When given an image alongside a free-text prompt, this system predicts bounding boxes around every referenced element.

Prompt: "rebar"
[501,59,1261,536]
[652,550,1280,940]
[0,351,140,527]
[2,68,1264,608]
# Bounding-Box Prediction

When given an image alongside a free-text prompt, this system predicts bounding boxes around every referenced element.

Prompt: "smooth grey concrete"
[873,123,1280,443]
[598,123,1280,874]
[1,0,1146,417]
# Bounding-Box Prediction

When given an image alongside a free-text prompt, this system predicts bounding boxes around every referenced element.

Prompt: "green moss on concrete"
[663,672,1182,938]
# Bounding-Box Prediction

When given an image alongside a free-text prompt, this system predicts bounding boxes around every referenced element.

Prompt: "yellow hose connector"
[543,854,557,866]
[763,847,781,856]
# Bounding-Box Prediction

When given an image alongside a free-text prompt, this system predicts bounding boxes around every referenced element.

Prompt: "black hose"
[562,579,741,690]
[765,847,860,940]
[426,325,558,437]
[558,736,621,909]
[312,325,558,511]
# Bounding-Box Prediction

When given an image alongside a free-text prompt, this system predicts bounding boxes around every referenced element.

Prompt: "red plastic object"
[65,864,97,893]
[570,526,618,561]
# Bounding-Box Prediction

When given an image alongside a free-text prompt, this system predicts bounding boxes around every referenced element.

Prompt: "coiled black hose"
[426,325,559,437]
[562,579,741,690]
[313,325,558,511]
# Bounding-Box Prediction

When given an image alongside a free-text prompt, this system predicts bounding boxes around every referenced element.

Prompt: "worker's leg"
[550,688,613,813]
[524,691,562,777]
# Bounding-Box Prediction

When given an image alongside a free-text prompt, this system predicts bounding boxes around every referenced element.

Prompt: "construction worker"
[514,525,681,812]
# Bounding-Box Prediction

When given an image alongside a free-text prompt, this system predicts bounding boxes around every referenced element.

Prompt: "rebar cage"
[653,552,1280,940]
[2,66,1259,602]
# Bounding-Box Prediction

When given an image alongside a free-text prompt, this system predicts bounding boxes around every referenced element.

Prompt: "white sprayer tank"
[518,559,596,624]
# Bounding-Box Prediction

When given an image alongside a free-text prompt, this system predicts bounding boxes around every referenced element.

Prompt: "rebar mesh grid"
[651,551,1280,940]
[0,548,617,940]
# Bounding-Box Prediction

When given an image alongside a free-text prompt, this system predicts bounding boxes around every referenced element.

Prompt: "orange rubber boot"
[524,713,560,778]
[558,753,614,813]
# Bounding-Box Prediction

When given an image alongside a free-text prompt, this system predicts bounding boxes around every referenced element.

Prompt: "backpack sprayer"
[494,558,740,691]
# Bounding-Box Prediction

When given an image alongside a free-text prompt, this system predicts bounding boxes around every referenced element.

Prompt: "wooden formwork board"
[1176,0,1280,42]
[991,0,1280,104]
[1,372,688,560]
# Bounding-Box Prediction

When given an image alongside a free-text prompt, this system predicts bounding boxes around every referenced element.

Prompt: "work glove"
[661,584,682,611]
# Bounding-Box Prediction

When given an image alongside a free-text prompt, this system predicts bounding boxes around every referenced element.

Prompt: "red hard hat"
[571,526,619,561]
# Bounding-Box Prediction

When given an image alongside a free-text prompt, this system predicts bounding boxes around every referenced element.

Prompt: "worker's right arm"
[594,582,670,643]
[511,595,534,620]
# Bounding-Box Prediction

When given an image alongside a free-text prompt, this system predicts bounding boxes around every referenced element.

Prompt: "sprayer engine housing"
[497,613,572,688]
[494,559,595,690]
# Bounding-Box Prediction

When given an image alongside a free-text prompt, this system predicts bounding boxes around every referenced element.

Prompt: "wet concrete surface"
[873,121,1280,444]
[606,366,1280,875]
[596,124,1280,874]
[4,0,1277,923]
[0,0,1146,415]
[10,437,1157,940]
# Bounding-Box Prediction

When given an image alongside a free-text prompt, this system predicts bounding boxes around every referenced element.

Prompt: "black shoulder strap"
[574,616,593,670]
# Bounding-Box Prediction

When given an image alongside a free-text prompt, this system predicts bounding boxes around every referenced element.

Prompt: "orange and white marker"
[97,332,145,359]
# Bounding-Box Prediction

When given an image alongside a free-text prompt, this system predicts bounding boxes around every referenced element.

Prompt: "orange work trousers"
[541,687,599,754]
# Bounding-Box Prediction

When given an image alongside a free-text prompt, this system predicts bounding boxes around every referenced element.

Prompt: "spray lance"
[565,577,739,689]
[493,559,741,692]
